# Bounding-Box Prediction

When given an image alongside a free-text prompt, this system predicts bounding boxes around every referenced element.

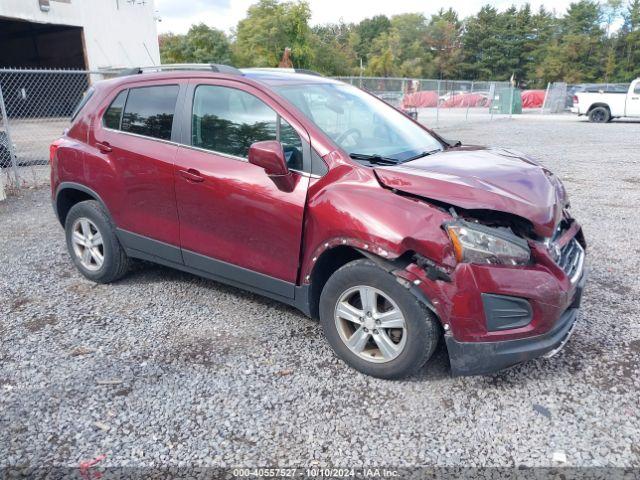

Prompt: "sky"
[154,0,577,35]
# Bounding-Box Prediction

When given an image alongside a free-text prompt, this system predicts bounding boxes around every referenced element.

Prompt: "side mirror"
[248,140,289,176]
[248,140,295,192]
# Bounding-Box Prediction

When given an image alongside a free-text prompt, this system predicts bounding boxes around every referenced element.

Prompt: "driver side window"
[191,85,303,171]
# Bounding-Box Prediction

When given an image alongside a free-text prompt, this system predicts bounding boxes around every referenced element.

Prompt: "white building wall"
[0,0,160,70]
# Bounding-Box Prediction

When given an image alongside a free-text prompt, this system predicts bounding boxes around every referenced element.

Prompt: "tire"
[319,259,439,379]
[64,200,129,283]
[588,106,610,123]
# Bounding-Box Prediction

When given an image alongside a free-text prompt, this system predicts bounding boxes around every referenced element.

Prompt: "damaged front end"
[370,194,587,376]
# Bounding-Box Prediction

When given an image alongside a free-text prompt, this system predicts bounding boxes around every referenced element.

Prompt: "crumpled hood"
[374,146,567,238]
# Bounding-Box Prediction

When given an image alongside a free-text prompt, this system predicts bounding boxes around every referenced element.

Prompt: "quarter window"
[191,85,303,170]
[635,83,640,94]
[103,90,128,130]
[120,85,179,141]
[71,87,95,122]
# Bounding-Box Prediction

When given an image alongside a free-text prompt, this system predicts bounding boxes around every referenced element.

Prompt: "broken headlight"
[445,222,531,266]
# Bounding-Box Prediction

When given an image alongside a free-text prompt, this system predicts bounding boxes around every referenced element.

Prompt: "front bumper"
[401,224,587,376]
[445,271,586,376]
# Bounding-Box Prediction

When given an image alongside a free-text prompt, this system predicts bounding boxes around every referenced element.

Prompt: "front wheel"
[319,259,440,379]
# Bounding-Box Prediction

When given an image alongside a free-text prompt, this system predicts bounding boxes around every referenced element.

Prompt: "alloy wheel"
[71,217,104,271]
[334,285,407,363]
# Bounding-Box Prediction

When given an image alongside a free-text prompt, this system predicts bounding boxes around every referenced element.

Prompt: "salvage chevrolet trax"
[50,65,587,379]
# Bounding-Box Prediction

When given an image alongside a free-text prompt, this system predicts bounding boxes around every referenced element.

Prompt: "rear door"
[627,81,640,117]
[90,82,185,262]
[173,80,311,298]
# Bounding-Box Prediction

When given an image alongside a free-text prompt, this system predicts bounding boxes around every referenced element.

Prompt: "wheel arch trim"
[587,103,611,113]
[304,238,440,319]
[54,182,111,225]
[302,237,402,284]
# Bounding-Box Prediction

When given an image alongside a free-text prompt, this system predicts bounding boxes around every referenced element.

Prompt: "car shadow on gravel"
[92,261,607,387]
[119,260,303,315]
[112,261,464,382]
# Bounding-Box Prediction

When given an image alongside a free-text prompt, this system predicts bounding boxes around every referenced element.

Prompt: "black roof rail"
[117,64,242,76]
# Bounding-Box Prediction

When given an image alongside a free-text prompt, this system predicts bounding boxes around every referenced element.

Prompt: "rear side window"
[103,90,128,129]
[120,85,179,141]
[71,87,94,122]
[191,85,303,170]
[635,84,640,94]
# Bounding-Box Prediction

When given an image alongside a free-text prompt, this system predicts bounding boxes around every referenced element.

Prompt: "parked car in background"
[573,78,640,122]
[50,65,587,379]
[566,83,629,109]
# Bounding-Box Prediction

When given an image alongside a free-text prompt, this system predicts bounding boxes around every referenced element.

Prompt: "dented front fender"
[300,164,456,284]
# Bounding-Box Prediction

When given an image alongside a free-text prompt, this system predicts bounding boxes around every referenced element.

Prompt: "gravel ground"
[1,116,639,470]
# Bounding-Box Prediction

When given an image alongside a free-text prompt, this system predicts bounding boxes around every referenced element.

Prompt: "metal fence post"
[0,170,5,200]
[541,82,551,115]
[465,81,474,121]
[436,80,441,125]
[490,82,495,121]
[509,83,515,118]
[0,81,19,189]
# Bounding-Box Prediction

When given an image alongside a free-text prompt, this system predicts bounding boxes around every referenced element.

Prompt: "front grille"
[558,238,584,283]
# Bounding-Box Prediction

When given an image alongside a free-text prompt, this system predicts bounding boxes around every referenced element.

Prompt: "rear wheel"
[319,259,439,379]
[65,200,129,283]
[588,106,610,123]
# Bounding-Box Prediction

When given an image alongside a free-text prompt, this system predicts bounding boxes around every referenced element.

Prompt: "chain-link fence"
[334,76,526,125]
[0,68,114,191]
[336,76,635,118]
[1,68,617,194]
[541,82,568,114]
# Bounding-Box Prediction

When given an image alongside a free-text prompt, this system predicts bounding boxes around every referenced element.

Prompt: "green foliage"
[159,24,231,64]
[425,9,463,79]
[159,0,640,85]
[351,15,392,63]
[311,22,358,75]
[233,0,313,68]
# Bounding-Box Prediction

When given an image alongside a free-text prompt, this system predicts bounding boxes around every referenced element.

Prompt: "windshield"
[274,83,443,163]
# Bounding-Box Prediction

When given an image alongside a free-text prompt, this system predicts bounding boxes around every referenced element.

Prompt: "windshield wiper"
[349,153,399,165]
[402,149,442,163]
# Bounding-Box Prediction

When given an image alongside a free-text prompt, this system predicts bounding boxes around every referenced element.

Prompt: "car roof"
[241,68,341,87]
[98,67,342,91]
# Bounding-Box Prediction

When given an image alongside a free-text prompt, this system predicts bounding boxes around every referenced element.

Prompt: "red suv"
[50,65,586,379]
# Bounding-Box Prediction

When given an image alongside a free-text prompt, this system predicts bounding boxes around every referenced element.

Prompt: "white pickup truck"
[574,78,640,122]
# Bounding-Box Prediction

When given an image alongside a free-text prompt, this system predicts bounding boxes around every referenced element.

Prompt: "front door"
[174,81,310,298]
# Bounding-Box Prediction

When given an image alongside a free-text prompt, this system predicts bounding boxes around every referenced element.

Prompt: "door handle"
[178,168,205,183]
[96,141,112,153]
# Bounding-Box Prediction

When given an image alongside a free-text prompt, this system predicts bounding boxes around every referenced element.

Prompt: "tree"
[159,24,231,64]
[158,0,640,85]
[459,5,503,79]
[615,0,640,79]
[525,6,558,85]
[425,8,463,79]
[366,30,401,76]
[311,22,357,75]
[535,1,607,83]
[233,0,313,68]
[351,15,392,64]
